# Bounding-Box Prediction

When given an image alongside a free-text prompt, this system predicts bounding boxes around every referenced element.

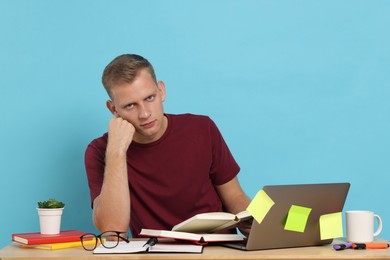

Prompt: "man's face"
[107,69,167,144]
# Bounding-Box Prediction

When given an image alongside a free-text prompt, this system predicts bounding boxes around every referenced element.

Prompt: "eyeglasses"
[80,231,129,251]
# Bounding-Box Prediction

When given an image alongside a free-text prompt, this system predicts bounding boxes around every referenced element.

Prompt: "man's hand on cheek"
[107,117,136,153]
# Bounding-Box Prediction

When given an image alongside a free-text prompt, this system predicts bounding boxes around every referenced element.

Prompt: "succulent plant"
[37,198,65,208]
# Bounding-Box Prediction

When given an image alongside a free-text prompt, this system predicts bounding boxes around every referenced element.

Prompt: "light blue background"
[1,0,389,248]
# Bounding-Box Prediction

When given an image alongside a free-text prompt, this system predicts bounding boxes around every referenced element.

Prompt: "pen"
[333,243,353,251]
[352,243,390,249]
[143,237,158,248]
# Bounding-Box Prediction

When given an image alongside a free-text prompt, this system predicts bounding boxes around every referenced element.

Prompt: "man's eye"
[126,104,134,109]
[146,96,155,101]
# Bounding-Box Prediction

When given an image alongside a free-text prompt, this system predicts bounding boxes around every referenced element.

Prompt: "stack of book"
[139,210,252,245]
[12,230,89,250]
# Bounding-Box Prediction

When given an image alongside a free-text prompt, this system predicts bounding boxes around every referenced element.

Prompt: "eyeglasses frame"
[80,231,129,251]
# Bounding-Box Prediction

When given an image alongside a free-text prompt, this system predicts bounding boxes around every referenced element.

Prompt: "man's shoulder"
[87,132,108,150]
[167,113,212,125]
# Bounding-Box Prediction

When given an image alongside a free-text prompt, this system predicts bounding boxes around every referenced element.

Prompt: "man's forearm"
[216,177,250,214]
[237,195,251,213]
[228,193,251,214]
[93,151,131,233]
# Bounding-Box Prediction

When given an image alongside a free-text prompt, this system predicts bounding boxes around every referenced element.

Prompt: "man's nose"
[138,104,151,119]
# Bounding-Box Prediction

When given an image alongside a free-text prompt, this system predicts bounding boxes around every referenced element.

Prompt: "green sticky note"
[319,212,343,240]
[284,205,312,232]
[246,189,275,224]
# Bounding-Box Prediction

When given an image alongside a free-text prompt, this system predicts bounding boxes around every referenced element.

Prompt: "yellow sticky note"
[319,212,343,240]
[284,205,312,232]
[246,189,275,224]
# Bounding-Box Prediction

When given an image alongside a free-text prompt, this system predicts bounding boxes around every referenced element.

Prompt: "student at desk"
[84,54,251,238]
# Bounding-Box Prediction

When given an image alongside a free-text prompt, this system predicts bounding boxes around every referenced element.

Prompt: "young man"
[85,54,251,237]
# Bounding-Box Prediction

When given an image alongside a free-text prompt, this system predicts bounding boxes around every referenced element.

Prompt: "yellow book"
[21,239,96,250]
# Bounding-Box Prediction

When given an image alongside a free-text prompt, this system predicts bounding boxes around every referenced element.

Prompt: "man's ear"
[106,100,119,117]
[157,80,166,102]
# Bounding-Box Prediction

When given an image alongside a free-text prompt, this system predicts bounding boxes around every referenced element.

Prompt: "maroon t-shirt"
[84,114,240,237]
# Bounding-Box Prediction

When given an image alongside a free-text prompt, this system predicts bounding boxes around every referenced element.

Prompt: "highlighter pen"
[352,243,390,249]
[333,243,353,251]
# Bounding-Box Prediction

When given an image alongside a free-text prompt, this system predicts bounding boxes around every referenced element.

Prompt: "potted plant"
[37,198,65,234]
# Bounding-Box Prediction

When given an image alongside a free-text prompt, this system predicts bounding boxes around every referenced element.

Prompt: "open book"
[140,229,244,245]
[172,210,252,233]
[93,240,203,254]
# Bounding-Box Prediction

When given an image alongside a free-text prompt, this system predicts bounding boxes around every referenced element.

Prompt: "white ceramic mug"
[346,210,382,243]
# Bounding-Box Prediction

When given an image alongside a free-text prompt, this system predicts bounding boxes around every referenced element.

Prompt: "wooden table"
[1,239,390,260]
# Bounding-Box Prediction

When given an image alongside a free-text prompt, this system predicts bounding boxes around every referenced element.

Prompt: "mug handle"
[373,214,383,237]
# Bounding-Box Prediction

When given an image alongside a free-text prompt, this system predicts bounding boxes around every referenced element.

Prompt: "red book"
[12,230,85,245]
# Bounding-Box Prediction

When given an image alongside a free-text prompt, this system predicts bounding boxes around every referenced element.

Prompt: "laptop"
[224,182,350,250]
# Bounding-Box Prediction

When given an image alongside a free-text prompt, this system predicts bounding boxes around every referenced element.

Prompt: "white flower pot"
[37,208,64,235]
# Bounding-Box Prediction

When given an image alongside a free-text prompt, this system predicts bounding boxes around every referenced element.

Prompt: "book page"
[194,212,236,219]
[201,233,244,242]
[236,210,252,220]
[172,212,236,232]
[149,243,203,253]
[140,229,202,241]
[93,240,203,254]
[210,210,253,232]
[93,241,147,254]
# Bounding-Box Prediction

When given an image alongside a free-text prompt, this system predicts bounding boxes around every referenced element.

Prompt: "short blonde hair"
[102,54,157,98]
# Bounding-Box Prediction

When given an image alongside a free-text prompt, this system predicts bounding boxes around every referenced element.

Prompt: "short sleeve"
[84,139,106,208]
[208,118,240,185]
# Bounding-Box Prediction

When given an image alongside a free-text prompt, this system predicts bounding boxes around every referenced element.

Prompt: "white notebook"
[93,240,203,254]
